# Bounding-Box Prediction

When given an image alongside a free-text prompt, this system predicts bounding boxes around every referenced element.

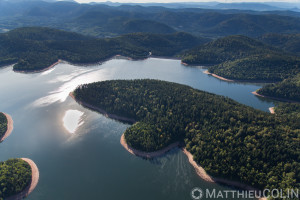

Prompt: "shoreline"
[11,55,136,74]
[182,148,214,182]
[71,90,268,199]
[182,149,267,200]
[0,113,13,142]
[121,135,266,199]
[252,91,300,104]
[203,70,234,82]
[203,70,277,83]
[69,92,136,124]
[120,133,180,159]
[8,55,190,74]
[269,107,275,114]
[6,158,39,200]
[13,59,62,74]
[181,62,189,66]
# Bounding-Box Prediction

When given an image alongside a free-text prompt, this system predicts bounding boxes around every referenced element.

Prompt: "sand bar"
[269,107,275,114]
[6,158,39,200]
[181,62,188,66]
[203,70,234,82]
[0,113,13,142]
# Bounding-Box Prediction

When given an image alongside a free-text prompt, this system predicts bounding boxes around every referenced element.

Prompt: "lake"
[0,58,274,200]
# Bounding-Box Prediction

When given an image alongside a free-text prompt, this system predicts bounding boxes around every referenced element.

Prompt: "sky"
[75,0,300,3]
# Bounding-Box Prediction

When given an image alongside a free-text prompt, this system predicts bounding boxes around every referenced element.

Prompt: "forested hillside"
[1,1,300,37]
[209,54,300,81]
[0,113,7,140]
[182,35,277,65]
[0,27,206,71]
[259,33,300,54]
[182,35,300,81]
[275,103,300,120]
[258,73,300,101]
[73,79,299,193]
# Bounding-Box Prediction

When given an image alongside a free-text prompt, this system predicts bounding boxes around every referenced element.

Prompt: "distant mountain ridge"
[1,0,300,37]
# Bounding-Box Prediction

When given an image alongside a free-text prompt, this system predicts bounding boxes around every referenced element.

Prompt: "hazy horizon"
[75,0,300,4]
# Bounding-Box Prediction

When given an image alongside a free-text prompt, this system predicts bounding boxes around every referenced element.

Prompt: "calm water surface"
[0,58,275,200]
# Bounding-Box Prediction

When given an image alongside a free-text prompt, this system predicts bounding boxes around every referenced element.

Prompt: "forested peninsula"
[0,27,207,72]
[257,73,300,102]
[73,79,299,195]
[182,35,300,82]
[180,34,300,102]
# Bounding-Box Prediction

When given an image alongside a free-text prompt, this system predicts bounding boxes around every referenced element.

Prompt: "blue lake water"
[0,58,275,200]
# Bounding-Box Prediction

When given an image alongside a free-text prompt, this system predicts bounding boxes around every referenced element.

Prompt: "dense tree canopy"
[0,159,31,199]
[259,33,300,55]
[182,35,275,65]
[0,112,7,139]
[258,73,300,101]
[275,103,300,122]
[182,35,300,81]
[73,79,299,193]
[209,54,300,81]
[0,27,207,71]
[2,1,300,38]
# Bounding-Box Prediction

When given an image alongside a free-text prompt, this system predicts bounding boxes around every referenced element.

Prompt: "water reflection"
[63,110,84,134]
[0,58,273,200]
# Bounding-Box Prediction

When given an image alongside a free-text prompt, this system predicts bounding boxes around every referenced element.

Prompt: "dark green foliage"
[5,27,91,41]
[0,159,31,199]
[209,54,300,81]
[0,27,206,71]
[182,35,300,81]
[0,112,7,139]
[275,103,300,120]
[2,1,300,38]
[259,33,300,55]
[182,35,277,65]
[273,103,300,131]
[73,79,299,191]
[121,19,176,34]
[258,73,300,101]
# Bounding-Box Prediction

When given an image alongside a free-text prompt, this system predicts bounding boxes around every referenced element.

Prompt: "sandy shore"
[269,107,275,114]
[182,148,267,200]
[203,70,234,82]
[0,113,13,142]
[120,136,266,199]
[182,148,214,182]
[14,59,62,74]
[71,88,268,199]
[69,92,136,124]
[252,91,300,104]
[120,133,180,158]
[181,62,189,66]
[6,158,39,200]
